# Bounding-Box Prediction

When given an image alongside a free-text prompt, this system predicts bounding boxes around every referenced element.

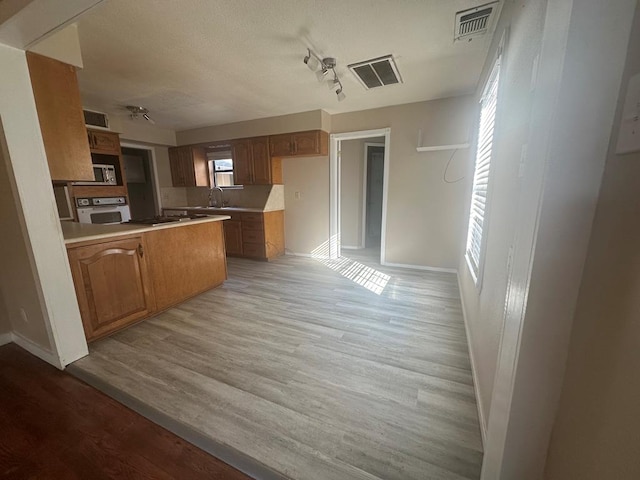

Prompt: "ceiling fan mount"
[126,105,155,124]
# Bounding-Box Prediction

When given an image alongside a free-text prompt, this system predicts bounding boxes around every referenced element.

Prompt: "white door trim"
[330,129,390,262]
[120,142,162,215]
[362,142,386,249]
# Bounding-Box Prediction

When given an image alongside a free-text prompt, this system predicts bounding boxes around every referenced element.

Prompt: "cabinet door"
[145,222,227,311]
[293,131,322,156]
[26,52,93,182]
[251,136,272,185]
[169,147,188,186]
[89,130,121,155]
[269,133,293,157]
[223,220,243,255]
[232,140,253,185]
[67,237,153,341]
[192,147,210,187]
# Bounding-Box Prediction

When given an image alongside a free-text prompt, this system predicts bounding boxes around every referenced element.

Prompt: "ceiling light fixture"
[126,105,156,124]
[303,49,346,102]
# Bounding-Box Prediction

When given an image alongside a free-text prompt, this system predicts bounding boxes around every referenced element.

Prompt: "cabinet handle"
[137,244,144,257]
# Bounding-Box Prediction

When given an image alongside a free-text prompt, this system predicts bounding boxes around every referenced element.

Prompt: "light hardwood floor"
[70,251,482,480]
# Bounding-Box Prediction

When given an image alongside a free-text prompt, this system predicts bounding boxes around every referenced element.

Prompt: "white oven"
[76,197,131,225]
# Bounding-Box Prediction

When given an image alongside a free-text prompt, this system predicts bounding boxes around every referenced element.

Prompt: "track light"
[303,49,345,101]
[303,48,319,71]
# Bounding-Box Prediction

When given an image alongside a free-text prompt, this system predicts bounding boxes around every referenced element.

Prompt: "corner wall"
[0,43,88,366]
[544,4,640,479]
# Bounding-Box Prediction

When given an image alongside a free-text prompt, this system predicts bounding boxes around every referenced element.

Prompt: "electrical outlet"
[19,308,29,324]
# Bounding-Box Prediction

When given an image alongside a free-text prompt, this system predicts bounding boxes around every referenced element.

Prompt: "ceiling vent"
[454,2,500,42]
[348,55,402,90]
[83,108,110,130]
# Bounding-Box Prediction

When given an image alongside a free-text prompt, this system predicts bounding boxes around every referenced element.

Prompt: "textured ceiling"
[76,0,498,131]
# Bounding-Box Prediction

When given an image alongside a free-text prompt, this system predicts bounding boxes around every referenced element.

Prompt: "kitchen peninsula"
[62,215,230,341]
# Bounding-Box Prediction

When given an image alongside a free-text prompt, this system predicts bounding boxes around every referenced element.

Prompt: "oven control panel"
[76,197,127,207]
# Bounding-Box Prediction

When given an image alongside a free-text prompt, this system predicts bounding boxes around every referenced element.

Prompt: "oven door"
[77,206,131,225]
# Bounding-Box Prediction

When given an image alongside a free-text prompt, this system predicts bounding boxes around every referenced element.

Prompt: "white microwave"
[73,164,117,186]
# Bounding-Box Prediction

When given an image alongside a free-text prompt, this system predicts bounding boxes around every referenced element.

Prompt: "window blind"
[465,56,501,281]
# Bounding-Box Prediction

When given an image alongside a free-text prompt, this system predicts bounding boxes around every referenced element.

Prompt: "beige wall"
[28,23,83,67]
[176,109,324,145]
[545,5,640,479]
[340,139,364,248]
[282,156,329,255]
[339,137,385,248]
[332,97,473,268]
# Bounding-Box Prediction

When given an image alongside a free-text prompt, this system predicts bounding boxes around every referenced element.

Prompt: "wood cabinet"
[221,210,284,260]
[88,130,121,155]
[67,221,228,341]
[223,218,243,256]
[232,136,282,185]
[26,52,93,182]
[67,235,154,341]
[169,146,209,187]
[269,130,328,158]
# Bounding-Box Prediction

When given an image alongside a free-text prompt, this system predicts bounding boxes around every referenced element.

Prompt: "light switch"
[294,191,301,200]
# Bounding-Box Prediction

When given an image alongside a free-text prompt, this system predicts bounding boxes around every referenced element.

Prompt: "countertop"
[162,206,280,213]
[62,215,231,245]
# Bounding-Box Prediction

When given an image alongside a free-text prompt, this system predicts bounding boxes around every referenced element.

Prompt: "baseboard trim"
[285,252,331,259]
[382,261,457,274]
[0,332,12,346]
[457,272,487,446]
[340,245,362,250]
[11,332,62,369]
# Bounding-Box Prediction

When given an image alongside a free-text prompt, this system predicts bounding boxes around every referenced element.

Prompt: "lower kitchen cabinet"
[223,219,243,255]
[67,235,154,341]
[221,210,285,260]
[66,220,228,342]
[145,221,227,311]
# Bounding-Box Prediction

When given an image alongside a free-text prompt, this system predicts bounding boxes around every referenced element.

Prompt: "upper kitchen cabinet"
[26,52,93,182]
[88,129,121,155]
[168,146,209,187]
[232,136,282,185]
[269,130,328,158]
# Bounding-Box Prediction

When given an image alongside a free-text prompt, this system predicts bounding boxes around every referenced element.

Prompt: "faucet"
[209,186,224,207]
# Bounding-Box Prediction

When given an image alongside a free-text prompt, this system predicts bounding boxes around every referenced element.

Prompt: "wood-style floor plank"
[0,343,251,480]
[70,249,483,479]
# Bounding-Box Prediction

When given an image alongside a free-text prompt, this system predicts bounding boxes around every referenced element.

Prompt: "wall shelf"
[416,143,470,152]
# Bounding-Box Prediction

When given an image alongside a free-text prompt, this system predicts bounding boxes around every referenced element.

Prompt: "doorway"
[330,128,390,263]
[364,143,385,249]
[121,146,160,219]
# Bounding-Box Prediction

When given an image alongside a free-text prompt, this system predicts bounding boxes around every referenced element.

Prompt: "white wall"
[458,0,549,437]
[0,43,88,366]
[544,4,640,479]
[457,0,638,478]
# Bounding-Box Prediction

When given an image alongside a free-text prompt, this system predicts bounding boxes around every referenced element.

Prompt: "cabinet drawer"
[241,220,263,232]
[242,242,266,258]
[241,212,264,223]
[242,229,265,244]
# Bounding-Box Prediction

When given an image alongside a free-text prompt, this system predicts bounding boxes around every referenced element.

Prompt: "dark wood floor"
[0,343,251,480]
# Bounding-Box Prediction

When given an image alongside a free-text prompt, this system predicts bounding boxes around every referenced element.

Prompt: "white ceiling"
[76,0,497,131]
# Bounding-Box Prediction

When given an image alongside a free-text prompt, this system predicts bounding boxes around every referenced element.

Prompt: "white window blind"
[465,55,501,282]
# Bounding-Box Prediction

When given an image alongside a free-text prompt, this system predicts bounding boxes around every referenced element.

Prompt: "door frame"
[362,142,386,249]
[329,128,390,262]
[120,142,162,216]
